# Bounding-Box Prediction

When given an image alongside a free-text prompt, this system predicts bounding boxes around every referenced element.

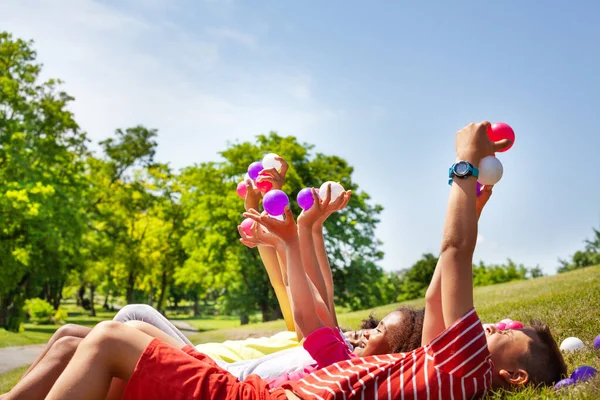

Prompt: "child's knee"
[86,321,125,347]
[113,304,154,322]
[54,323,88,340]
[51,336,82,361]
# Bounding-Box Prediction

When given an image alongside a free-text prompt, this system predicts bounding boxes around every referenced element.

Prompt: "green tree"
[178,133,385,321]
[0,32,89,330]
[557,228,600,273]
[396,253,439,301]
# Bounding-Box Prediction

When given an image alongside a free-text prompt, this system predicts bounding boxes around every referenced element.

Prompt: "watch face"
[454,162,469,176]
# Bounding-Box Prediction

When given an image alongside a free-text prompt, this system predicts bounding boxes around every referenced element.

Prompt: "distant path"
[0,344,44,374]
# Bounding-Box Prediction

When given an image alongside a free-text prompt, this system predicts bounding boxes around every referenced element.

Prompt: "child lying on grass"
[37,121,566,400]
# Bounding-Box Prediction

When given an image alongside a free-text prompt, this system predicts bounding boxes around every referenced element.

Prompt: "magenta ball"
[571,366,597,382]
[495,322,507,331]
[554,378,574,390]
[263,190,289,216]
[506,321,523,330]
[236,182,247,199]
[240,218,254,235]
[297,188,315,210]
[248,161,264,181]
[487,122,515,152]
[594,334,600,349]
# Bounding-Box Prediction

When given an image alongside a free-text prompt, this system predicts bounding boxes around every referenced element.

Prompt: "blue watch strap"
[448,162,479,185]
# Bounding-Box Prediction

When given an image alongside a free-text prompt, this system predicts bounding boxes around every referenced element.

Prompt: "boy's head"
[485,319,567,389]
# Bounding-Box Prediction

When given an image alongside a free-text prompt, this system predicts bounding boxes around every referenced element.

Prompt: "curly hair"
[358,306,425,353]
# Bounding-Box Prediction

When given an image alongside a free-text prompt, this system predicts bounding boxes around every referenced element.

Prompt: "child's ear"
[498,369,529,386]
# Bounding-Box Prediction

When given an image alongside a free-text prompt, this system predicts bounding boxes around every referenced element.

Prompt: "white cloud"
[0,0,337,169]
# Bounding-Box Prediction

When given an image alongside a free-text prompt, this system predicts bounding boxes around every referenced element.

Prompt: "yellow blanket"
[194,331,300,362]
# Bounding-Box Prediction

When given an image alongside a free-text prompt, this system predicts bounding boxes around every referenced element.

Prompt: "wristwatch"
[448,161,479,185]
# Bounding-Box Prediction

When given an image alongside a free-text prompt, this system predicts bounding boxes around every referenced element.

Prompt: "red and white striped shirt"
[279,308,493,399]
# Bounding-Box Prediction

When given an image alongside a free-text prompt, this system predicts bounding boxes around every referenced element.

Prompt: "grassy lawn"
[2,265,600,398]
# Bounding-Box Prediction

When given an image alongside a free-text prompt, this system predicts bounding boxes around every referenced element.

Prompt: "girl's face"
[345,311,405,356]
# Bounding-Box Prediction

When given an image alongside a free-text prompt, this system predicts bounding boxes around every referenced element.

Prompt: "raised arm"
[422,184,494,345]
[243,208,326,338]
[438,122,510,327]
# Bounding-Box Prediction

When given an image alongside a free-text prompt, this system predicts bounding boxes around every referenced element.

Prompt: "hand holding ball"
[478,156,503,185]
[297,188,316,210]
[262,153,283,171]
[319,181,344,201]
[263,190,289,216]
[487,122,515,152]
[240,218,255,236]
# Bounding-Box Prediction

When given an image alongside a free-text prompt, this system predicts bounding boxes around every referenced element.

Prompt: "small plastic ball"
[478,156,503,185]
[506,321,523,330]
[248,161,264,181]
[297,188,315,210]
[240,218,254,235]
[554,378,574,390]
[319,181,344,201]
[594,334,600,349]
[495,322,507,331]
[500,318,513,324]
[476,182,482,196]
[262,153,283,171]
[236,182,247,199]
[256,178,273,193]
[487,122,515,152]
[570,366,597,382]
[263,190,289,216]
[560,337,585,353]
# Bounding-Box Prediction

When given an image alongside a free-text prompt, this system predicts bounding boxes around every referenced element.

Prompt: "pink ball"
[500,318,513,324]
[495,322,507,331]
[263,190,289,216]
[236,182,247,199]
[506,321,523,330]
[240,218,254,235]
[487,122,515,152]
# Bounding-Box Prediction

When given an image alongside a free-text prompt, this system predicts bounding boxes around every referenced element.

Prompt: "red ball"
[256,178,273,193]
[487,122,515,152]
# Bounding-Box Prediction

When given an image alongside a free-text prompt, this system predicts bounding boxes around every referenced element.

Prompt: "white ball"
[262,153,283,171]
[478,156,503,185]
[560,337,585,352]
[319,181,344,201]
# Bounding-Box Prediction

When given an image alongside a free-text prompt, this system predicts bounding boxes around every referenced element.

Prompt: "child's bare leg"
[22,324,91,378]
[46,321,154,400]
[3,336,81,400]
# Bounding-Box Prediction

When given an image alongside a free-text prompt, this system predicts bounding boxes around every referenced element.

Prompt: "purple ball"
[570,366,597,382]
[297,188,315,210]
[594,334,600,349]
[248,161,264,181]
[263,190,289,216]
[554,378,574,390]
[476,182,482,196]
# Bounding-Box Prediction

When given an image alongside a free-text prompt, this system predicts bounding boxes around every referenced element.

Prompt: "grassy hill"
[2,265,600,398]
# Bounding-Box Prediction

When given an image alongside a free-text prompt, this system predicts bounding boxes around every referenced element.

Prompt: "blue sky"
[2,0,599,274]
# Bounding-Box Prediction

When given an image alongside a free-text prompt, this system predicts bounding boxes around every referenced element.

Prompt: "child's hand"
[456,122,512,165]
[256,157,289,191]
[244,178,262,212]
[476,184,493,219]
[297,185,352,228]
[238,218,283,249]
[243,206,298,243]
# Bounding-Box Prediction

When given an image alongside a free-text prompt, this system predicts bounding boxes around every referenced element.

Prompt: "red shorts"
[123,338,288,400]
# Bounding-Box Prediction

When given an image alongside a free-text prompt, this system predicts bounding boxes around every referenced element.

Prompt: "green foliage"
[558,228,600,273]
[23,299,55,324]
[53,308,68,324]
